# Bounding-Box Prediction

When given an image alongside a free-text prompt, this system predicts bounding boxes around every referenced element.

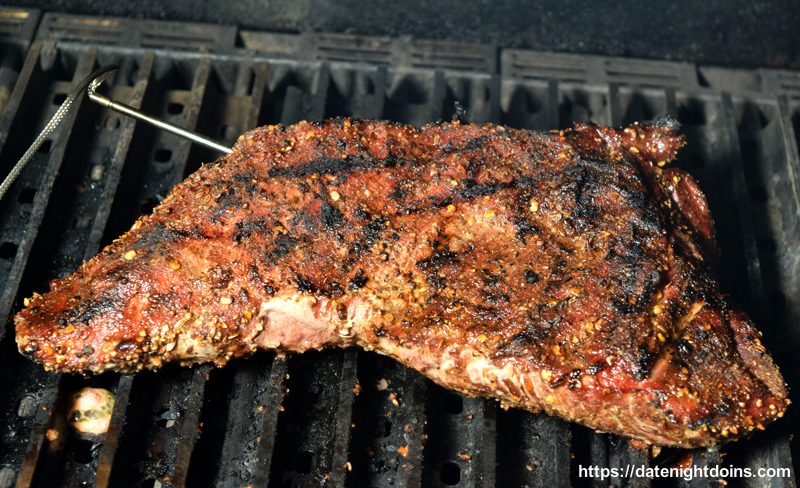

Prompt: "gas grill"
[0,8,797,487]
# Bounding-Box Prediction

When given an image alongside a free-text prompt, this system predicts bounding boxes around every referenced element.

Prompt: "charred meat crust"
[15,118,789,448]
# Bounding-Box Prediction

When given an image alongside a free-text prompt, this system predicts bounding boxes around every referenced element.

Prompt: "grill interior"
[0,8,798,488]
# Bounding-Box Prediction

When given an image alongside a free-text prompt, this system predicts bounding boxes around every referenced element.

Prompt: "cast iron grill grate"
[0,9,797,487]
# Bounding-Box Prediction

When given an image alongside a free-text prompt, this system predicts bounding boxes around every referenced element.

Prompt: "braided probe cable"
[0,64,118,201]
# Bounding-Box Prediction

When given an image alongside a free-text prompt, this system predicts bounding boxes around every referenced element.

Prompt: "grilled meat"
[15,119,788,447]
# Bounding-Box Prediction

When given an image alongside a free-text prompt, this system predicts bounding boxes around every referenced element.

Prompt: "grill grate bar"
[13,375,62,488]
[499,412,571,487]
[328,349,361,486]
[379,69,449,488]
[718,93,766,308]
[677,448,721,488]
[0,43,39,334]
[267,351,350,486]
[606,438,650,488]
[105,370,205,486]
[774,101,800,465]
[321,65,430,488]
[422,392,498,488]
[10,49,101,487]
[260,64,363,487]
[16,374,67,488]
[249,357,290,486]
[193,355,288,487]
[0,8,40,50]
[681,92,795,485]
[722,92,798,485]
[169,57,212,183]
[171,366,212,487]
[283,61,330,124]
[344,67,480,488]
[672,92,766,485]
[240,61,269,134]
[95,375,134,488]
[479,404,498,487]
[769,95,800,362]
[185,60,290,487]
[349,356,429,488]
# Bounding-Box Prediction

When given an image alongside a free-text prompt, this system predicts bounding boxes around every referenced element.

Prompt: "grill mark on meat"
[457,179,512,199]
[268,154,411,179]
[416,248,459,291]
[442,135,491,155]
[500,313,559,356]
[132,221,199,250]
[345,217,385,265]
[14,119,789,449]
[233,217,267,243]
[265,234,300,261]
[634,347,658,381]
[512,215,540,243]
[63,298,117,325]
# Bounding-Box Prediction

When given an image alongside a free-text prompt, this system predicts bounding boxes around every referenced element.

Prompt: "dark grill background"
[0,8,797,487]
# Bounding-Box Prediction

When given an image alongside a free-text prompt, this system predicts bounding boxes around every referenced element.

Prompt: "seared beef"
[15,119,788,447]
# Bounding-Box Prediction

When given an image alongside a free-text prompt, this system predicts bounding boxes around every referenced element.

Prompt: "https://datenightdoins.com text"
[578,463,792,482]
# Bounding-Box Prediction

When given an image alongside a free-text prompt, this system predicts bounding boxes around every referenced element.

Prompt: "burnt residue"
[348,269,369,291]
[416,247,459,290]
[524,270,540,284]
[415,250,458,271]
[266,234,300,261]
[633,347,657,381]
[513,215,540,243]
[294,275,317,293]
[320,200,345,229]
[131,221,196,250]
